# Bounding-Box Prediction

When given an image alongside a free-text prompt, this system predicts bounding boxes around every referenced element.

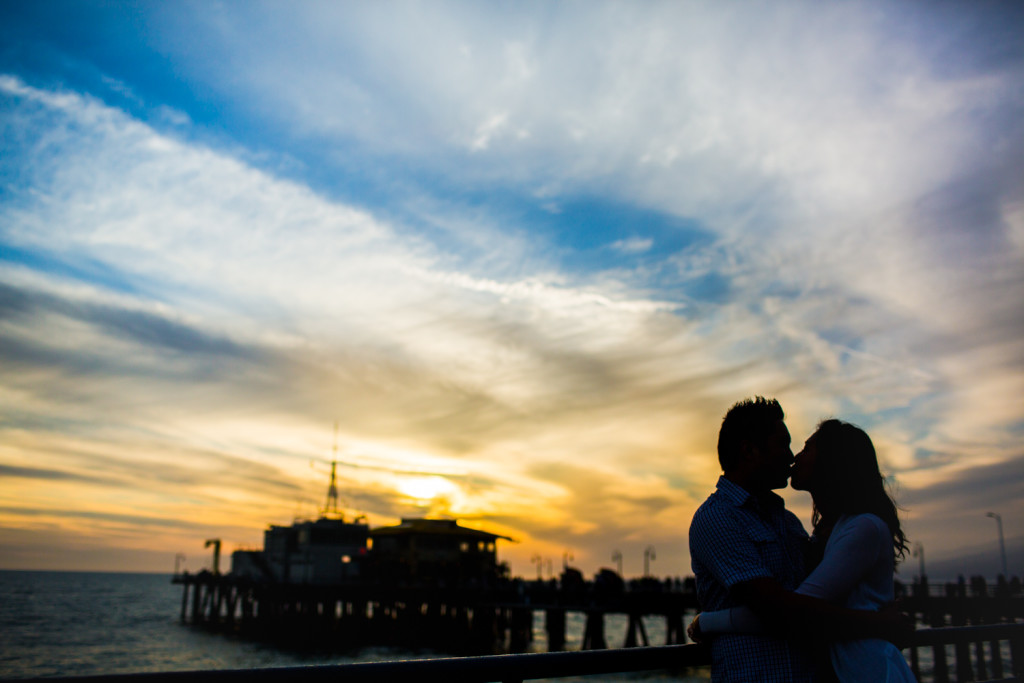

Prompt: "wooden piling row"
[173,573,700,655]
[173,575,1024,683]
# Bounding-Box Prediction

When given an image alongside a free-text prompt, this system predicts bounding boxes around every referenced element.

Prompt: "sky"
[0,0,1022,580]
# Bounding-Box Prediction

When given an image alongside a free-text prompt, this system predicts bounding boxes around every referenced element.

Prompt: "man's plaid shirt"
[689,476,817,683]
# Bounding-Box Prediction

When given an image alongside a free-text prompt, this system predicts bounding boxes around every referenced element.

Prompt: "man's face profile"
[751,419,795,490]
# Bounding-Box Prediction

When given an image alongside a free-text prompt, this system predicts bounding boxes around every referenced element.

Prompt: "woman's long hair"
[810,419,909,563]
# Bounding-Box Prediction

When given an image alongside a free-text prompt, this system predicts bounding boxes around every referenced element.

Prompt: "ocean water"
[0,571,710,681]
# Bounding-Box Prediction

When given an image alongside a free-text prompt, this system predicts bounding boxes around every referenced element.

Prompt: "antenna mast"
[323,421,340,516]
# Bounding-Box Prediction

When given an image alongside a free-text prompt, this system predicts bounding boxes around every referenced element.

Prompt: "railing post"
[582,609,607,650]
[930,609,949,683]
[972,631,987,681]
[989,637,1002,679]
[509,607,533,652]
[666,610,685,645]
[933,642,949,683]
[191,577,202,624]
[1012,627,1024,678]
[624,613,648,648]
[546,608,566,651]
[907,606,921,680]
[951,604,971,682]
[179,581,189,622]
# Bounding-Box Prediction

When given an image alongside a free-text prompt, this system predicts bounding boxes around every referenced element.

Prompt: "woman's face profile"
[790,434,819,492]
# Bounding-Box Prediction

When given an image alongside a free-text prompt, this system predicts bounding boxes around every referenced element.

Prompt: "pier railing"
[909,622,1023,683]
[2,644,704,683]
[901,593,1024,682]
[5,623,1022,683]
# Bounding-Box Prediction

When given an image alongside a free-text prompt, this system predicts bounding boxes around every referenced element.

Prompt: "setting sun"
[397,475,460,503]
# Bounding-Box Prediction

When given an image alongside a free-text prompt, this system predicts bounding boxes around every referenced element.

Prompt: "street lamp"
[986,512,1008,578]
[913,543,925,581]
[644,545,656,578]
[611,549,623,576]
[531,554,543,580]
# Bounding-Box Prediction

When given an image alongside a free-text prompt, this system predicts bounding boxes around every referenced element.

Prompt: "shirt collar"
[715,475,750,506]
[715,475,785,511]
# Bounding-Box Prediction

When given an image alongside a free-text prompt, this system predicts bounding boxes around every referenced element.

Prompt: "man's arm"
[733,515,911,644]
[732,577,911,644]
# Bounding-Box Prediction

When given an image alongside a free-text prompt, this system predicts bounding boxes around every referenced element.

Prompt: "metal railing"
[909,623,1023,683]
[1,644,706,683]
[5,623,1022,683]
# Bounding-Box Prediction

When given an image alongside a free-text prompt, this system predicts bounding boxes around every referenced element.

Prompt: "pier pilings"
[172,573,700,654]
[174,572,1024,678]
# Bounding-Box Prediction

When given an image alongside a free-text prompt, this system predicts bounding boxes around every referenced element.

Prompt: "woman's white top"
[699,513,915,683]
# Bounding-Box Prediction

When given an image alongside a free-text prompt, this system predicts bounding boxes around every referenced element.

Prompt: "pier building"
[369,518,512,586]
[232,515,370,585]
[230,513,512,587]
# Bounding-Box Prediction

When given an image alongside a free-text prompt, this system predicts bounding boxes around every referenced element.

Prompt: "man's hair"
[717,396,784,471]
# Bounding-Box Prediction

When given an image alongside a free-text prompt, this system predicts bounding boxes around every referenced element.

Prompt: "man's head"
[717,396,793,491]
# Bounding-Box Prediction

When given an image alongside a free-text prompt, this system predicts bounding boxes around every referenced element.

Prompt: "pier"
[172,571,1024,681]
[173,572,697,654]
[901,589,1024,683]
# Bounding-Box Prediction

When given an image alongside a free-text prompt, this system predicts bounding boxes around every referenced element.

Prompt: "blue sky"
[0,0,1022,578]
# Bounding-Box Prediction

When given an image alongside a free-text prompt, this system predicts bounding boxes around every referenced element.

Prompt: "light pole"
[531,554,543,580]
[643,545,656,578]
[986,512,1008,578]
[612,549,623,576]
[913,543,925,581]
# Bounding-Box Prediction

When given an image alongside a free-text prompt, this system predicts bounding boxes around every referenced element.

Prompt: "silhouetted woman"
[691,419,915,683]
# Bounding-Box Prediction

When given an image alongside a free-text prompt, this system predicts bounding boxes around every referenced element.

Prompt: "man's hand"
[687,614,705,643]
[732,577,914,642]
[876,603,914,649]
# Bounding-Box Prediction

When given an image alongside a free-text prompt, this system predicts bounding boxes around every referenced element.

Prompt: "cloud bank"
[0,0,1022,576]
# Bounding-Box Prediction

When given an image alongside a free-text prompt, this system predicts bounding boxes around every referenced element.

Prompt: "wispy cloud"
[609,237,653,255]
[0,0,1022,575]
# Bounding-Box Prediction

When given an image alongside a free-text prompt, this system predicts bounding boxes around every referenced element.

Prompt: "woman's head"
[795,418,909,561]
[794,419,879,503]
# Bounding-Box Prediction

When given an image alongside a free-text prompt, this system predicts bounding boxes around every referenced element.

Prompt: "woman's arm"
[692,516,899,641]
[692,604,764,636]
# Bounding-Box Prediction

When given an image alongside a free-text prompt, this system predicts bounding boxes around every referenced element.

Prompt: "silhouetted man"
[689,397,909,682]
[689,396,816,682]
